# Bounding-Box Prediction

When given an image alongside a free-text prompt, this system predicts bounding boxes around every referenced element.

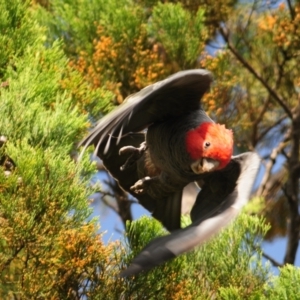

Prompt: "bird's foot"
[130,176,152,194]
[119,142,147,171]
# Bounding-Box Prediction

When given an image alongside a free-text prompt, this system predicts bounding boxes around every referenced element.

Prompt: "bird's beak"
[191,158,220,174]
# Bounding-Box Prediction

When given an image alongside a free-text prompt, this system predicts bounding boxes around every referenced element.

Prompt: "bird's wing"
[97,133,182,231]
[120,152,260,277]
[79,69,213,154]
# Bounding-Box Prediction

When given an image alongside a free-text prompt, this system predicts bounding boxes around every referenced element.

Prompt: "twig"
[286,0,295,19]
[0,244,24,272]
[251,96,270,146]
[207,42,226,51]
[257,115,287,142]
[219,26,292,119]
[256,140,287,197]
[235,0,257,52]
[251,242,283,268]
[262,251,283,267]
[100,192,120,215]
[105,178,133,227]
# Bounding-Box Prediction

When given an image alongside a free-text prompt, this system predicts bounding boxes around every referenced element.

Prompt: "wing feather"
[79,69,213,154]
[120,152,260,277]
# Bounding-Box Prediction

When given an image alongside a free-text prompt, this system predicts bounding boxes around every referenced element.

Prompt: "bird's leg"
[130,176,159,195]
[130,172,179,197]
[119,142,147,170]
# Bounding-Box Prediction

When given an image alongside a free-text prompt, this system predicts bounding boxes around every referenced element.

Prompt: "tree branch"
[99,191,120,215]
[257,115,287,142]
[0,244,24,272]
[252,244,283,267]
[251,96,270,146]
[256,139,288,197]
[292,163,300,178]
[283,107,300,264]
[105,178,133,228]
[219,27,293,119]
[234,0,257,54]
[262,251,283,268]
[286,0,295,19]
[282,185,300,264]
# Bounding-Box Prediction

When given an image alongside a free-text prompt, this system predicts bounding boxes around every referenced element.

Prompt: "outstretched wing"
[120,152,260,277]
[79,69,213,154]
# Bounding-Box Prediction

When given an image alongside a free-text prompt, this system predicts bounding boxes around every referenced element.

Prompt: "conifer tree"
[0,0,299,298]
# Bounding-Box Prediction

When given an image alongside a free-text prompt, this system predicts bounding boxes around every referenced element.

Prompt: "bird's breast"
[143,149,161,177]
[146,110,214,180]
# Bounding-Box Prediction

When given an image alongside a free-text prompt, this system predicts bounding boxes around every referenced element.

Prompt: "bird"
[78,69,260,277]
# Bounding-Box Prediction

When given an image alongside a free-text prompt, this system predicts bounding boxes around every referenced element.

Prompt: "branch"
[251,96,270,146]
[96,189,137,215]
[256,140,288,197]
[207,41,226,51]
[262,251,283,268]
[292,163,300,178]
[234,0,257,53]
[283,107,300,264]
[257,105,299,142]
[99,192,120,215]
[219,27,293,119]
[105,178,133,228]
[252,243,283,267]
[286,0,295,19]
[282,186,300,264]
[0,244,24,272]
[257,114,287,142]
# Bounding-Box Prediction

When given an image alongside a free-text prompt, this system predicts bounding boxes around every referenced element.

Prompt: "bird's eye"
[204,141,211,148]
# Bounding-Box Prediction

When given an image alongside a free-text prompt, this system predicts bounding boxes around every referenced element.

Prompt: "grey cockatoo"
[79,69,260,277]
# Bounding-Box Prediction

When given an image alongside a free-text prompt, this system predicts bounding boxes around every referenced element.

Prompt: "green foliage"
[98,0,144,45]
[37,0,208,99]
[0,0,119,297]
[0,0,43,76]
[149,3,207,68]
[37,0,144,55]
[1,0,299,297]
[1,45,84,152]
[37,0,168,100]
[121,214,270,299]
[264,264,300,299]
[35,0,103,55]
[122,215,300,299]
[199,2,300,242]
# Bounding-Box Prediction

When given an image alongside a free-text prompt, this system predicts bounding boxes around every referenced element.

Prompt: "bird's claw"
[119,142,147,171]
[130,176,152,194]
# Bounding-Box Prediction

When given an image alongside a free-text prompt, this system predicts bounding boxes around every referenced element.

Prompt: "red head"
[186,122,233,170]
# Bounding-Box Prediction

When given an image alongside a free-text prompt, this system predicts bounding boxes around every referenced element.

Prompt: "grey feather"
[77,69,259,277]
[78,69,214,231]
[78,69,213,155]
[120,152,260,277]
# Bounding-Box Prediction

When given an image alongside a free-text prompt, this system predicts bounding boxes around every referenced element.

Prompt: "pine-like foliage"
[120,214,300,299]
[0,0,299,298]
[0,0,118,298]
